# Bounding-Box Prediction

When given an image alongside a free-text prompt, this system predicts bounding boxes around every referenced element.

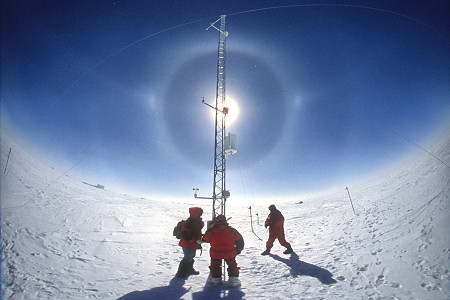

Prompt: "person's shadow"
[117,277,190,300]
[270,252,337,284]
[191,282,245,300]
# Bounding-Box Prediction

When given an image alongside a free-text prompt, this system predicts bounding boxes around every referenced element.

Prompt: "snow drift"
[1,128,449,299]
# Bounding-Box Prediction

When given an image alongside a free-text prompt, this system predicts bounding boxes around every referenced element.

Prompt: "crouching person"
[176,207,204,278]
[201,214,244,287]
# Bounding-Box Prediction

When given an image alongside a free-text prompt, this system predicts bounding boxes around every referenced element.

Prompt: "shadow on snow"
[117,276,245,300]
[191,282,245,300]
[117,277,190,300]
[117,253,333,299]
[270,252,337,284]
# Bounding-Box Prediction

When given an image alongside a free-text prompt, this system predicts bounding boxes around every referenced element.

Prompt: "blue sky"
[1,0,449,201]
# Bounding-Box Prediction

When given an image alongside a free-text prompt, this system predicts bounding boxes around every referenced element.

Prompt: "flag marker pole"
[346,187,356,215]
[3,147,11,175]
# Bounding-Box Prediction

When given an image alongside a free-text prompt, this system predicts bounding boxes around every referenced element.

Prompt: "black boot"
[187,260,200,275]
[176,261,189,278]
[261,248,271,255]
[283,247,294,254]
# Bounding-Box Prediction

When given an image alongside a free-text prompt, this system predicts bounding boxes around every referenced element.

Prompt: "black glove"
[236,249,242,255]
[265,222,270,228]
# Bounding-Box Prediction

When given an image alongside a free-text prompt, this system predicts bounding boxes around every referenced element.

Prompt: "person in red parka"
[201,214,244,286]
[176,207,204,278]
[261,204,293,255]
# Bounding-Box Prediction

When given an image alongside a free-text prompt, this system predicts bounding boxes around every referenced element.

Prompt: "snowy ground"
[1,128,449,300]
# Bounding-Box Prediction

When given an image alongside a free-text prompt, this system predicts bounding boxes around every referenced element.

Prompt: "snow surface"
[1,128,449,300]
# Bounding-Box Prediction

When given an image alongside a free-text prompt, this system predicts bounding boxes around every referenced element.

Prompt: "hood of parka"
[189,207,203,219]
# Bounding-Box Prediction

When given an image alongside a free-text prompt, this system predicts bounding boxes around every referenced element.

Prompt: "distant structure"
[194,14,237,218]
[83,182,105,190]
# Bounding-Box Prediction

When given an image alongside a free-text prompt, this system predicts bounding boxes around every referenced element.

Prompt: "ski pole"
[346,187,356,215]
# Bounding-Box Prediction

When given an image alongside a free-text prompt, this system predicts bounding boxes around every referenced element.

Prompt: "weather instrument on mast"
[193,14,237,218]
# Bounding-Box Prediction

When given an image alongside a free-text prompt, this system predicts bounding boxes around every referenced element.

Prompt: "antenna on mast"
[193,14,237,218]
[206,17,229,36]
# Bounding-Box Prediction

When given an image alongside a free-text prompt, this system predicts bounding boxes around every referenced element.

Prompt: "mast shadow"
[270,253,337,284]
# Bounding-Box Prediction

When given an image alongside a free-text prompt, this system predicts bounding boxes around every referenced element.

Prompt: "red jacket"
[178,207,204,250]
[265,210,284,227]
[203,224,244,259]
[265,209,285,235]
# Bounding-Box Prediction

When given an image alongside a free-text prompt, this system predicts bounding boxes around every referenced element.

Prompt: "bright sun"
[224,96,239,125]
[208,96,240,126]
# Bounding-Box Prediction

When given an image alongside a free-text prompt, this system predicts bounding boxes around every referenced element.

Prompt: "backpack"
[173,220,185,239]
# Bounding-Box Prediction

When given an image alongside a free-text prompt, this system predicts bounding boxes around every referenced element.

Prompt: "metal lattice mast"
[193,15,235,219]
[212,14,227,217]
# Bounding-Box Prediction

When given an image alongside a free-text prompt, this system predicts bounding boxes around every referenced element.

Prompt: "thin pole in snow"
[346,187,356,215]
[248,206,262,241]
[3,147,11,175]
[248,206,254,231]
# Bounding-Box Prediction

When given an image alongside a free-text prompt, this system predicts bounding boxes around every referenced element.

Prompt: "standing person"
[201,214,244,287]
[261,205,293,255]
[176,207,204,278]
